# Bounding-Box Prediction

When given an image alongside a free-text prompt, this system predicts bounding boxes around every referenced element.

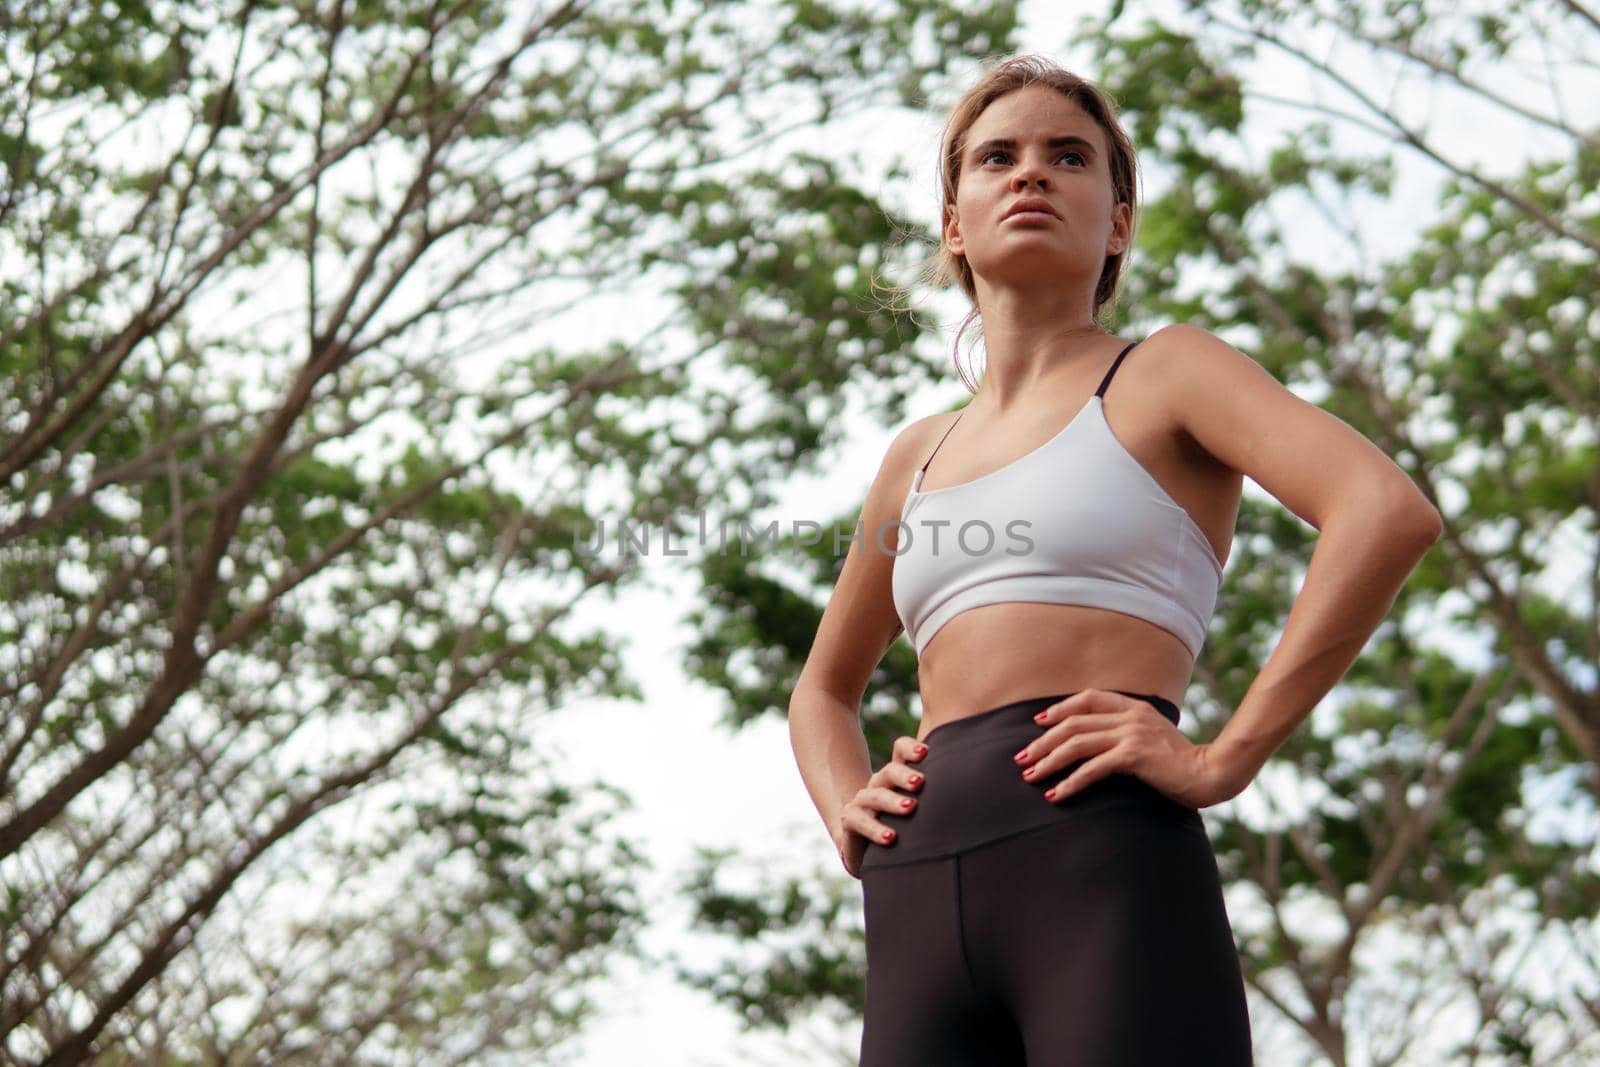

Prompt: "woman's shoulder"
[903,406,965,442]
[859,407,965,501]
[892,407,964,467]
[1109,325,1285,452]
[1137,323,1264,380]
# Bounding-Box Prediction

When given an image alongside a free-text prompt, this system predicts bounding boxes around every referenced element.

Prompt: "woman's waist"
[916,690,1178,756]
[917,677,1186,744]
[862,692,1199,870]
[863,766,1200,870]
[913,608,1191,731]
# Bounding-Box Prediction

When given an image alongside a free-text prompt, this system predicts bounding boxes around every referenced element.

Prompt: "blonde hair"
[893,54,1142,394]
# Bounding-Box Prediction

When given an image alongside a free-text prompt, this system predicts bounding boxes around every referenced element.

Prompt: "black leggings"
[858,692,1253,1066]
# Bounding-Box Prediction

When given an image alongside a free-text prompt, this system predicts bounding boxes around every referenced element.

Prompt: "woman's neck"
[972,319,1110,412]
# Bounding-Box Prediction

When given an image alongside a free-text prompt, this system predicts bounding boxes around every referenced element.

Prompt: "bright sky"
[523,1,1599,1063]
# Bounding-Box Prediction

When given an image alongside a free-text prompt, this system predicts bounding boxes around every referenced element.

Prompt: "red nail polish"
[1033,711,1048,722]
[1044,788,1057,800]
[900,798,912,808]
[882,830,895,842]
[915,745,928,756]
[908,774,923,786]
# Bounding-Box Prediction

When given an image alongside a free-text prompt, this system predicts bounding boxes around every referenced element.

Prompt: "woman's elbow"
[1332,475,1442,555]
[1383,479,1444,553]
[1414,499,1445,546]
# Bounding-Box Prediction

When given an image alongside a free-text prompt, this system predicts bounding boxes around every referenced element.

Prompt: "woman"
[787,54,1442,1066]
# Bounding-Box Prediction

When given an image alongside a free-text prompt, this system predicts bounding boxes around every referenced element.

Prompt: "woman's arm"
[1161,324,1444,800]
[789,417,941,856]
[789,685,876,848]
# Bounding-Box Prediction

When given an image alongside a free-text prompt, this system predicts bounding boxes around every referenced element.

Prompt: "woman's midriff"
[914,602,1195,741]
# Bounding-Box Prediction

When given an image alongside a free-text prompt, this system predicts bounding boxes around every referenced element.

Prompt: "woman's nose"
[1010,159,1049,190]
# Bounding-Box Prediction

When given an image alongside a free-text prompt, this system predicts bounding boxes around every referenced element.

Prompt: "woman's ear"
[944,203,964,255]
[1105,201,1132,256]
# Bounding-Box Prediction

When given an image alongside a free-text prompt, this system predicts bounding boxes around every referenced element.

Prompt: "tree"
[681,2,1600,1064]
[0,0,1018,1061]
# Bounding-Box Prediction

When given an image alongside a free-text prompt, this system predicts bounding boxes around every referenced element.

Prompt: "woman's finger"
[867,784,917,816]
[846,786,914,824]
[1031,712,1128,756]
[868,760,921,792]
[844,740,930,855]
[844,784,917,845]
[892,735,930,764]
[1013,712,1124,770]
[1030,687,1122,723]
[1044,745,1130,802]
[844,803,901,846]
[1022,726,1123,781]
[1032,690,1165,728]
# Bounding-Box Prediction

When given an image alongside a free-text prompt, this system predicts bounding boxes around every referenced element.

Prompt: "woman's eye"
[981,150,1085,165]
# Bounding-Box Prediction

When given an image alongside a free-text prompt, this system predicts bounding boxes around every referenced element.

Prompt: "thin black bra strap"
[1094,339,1142,399]
[920,412,964,472]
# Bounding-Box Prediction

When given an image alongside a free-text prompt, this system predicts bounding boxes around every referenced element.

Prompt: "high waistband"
[860,690,1199,871]
[922,689,1180,744]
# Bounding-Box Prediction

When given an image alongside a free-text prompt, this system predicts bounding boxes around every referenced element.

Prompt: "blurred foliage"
[0,0,1017,1062]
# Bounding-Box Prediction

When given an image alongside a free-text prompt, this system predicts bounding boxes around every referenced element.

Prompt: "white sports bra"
[890,339,1224,658]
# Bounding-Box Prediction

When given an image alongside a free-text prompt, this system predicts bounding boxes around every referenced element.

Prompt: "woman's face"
[944,85,1130,296]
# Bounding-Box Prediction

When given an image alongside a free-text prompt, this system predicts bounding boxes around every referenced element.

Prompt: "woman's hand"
[834,735,929,878]
[1014,689,1244,810]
